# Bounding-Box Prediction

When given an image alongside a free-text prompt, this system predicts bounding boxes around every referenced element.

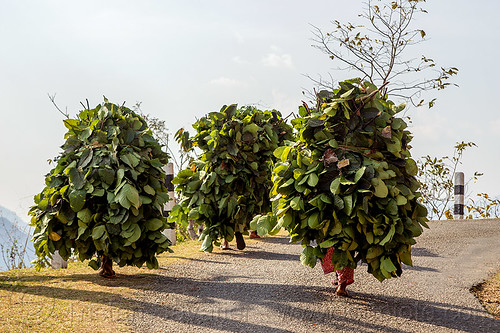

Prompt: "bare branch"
[309,0,458,107]
[48,93,70,119]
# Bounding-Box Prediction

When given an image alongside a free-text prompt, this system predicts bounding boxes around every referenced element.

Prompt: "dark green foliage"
[254,79,428,281]
[29,99,172,270]
[168,105,293,252]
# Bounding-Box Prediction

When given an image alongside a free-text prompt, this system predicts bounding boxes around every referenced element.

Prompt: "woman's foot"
[336,281,349,297]
[235,232,246,250]
[249,231,261,239]
[220,239,230,250]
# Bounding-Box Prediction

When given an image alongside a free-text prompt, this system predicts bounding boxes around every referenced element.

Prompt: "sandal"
[336,289,349,297]
[335,281,349,297]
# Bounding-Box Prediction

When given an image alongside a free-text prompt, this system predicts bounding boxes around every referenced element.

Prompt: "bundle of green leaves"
[168,105,293,252]
[256,79,428,281]
[29,99,172,271]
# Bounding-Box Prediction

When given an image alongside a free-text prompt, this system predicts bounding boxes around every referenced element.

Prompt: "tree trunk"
[98,255,116,278]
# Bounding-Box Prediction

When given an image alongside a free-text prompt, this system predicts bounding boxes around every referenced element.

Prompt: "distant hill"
[0,205,35,272]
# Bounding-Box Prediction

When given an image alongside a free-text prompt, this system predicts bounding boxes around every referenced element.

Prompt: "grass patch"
[471,269,500,320]
[0,238,205,333]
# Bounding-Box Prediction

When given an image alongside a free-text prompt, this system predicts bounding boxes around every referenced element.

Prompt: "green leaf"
[128,224,141,243]
[69,190,86,212]
[343,195,353,216]
[379,225,395,246]
[330,178,341,195]
[278,213,293,228]
[396,195,407,205]
[380,256,397,275]
[78,149,94,168]
[308,117,325,127]
[68,168,86,190]
[319,239,335,248]
[243,123,259,135]
[307,173,319,187]
[293,168,305,180]
[280,146,292,162]
[366,246,383,260]
[273,146,287,159]
[371,178,388,198]
[330,218,342,235]
[145,218,164,231]
[77,208,92,224]
[98,168,115,185]
[201,235,213,252]
[63,118,80,130]
[290,196,301,211]
[307,212,321,228]
[143,185,156,196]
[256,215,273,236]
[123,184,141,209]
[300,246,317,268]
[92,225,106,240]
[227,196,238,217]
[120,153,140,168]
[399,248,413,266]
[405,158,418,176]
[298,174,310,186]
[116,168,125,186]
[354,166,366,183]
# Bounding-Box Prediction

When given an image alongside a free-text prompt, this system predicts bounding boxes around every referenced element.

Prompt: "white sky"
[1,1,499,223]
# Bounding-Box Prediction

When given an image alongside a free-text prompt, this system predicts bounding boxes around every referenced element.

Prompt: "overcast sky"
[1,0,499,223]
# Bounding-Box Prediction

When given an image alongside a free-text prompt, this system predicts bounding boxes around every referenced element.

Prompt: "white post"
[454,172,465,219]
[163,163,176,245]
[51,250,67,269]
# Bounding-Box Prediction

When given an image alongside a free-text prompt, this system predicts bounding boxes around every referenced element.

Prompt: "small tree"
[417,141,481,220]
[29,100,172,277]
[310,0,458,108]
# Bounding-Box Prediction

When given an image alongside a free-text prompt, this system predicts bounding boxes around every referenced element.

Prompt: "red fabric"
[320,247,336,274]
[320,247,354,285]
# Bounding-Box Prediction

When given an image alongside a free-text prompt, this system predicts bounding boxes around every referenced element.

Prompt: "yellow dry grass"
[471,269,500,320]
[0,238,207,333]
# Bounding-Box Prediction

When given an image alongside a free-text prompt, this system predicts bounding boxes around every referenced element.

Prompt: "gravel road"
[129,219,500,333]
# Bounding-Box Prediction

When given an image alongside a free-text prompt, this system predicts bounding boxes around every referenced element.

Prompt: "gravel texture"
[129,219,500,332]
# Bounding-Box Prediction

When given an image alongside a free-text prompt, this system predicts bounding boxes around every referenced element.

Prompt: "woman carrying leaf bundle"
[30,100,172,277]
[168,104,293,252]
[254,79,428,293]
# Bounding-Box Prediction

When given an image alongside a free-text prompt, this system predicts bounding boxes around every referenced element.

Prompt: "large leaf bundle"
[29,100,172,270]
[168,105,293,252]
[263,79,428,281]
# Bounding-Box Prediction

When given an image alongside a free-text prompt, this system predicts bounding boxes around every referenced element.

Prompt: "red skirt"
[320,247,354,285]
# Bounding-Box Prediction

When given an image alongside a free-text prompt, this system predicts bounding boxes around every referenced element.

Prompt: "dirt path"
[129,219,500,332]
